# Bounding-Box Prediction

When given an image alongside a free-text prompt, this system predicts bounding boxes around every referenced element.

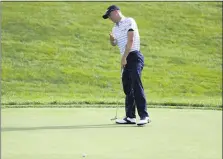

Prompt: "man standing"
[102,5,151,126]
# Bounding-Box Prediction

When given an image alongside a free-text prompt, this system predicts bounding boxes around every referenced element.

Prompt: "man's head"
[102,5,122,23]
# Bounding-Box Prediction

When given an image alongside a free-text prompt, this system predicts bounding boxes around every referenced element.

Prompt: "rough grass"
[1,2,222,108]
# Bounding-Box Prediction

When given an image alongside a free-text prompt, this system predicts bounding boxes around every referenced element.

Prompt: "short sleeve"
[126,18,137,31]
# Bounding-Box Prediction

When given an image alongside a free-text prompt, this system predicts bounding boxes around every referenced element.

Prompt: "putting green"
[1,108,222,159]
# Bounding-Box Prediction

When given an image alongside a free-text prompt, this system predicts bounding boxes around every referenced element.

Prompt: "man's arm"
[121,30,134,68]
[123,30,134,58]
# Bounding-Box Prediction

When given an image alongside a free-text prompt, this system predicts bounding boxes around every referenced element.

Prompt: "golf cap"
[102,5,120,19]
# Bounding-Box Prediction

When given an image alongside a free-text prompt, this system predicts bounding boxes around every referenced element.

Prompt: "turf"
[2,108,222,159]
[1,2,222,107]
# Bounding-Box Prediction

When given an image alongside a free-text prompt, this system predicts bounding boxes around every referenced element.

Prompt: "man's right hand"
[109,32,117,46]
[109,32,115,41]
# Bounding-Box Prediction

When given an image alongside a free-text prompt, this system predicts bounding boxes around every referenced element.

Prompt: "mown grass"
[1,2,222,108]
[2,108,222,159]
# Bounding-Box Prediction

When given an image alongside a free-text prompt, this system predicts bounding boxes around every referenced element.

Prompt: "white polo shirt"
[112,17,140,55]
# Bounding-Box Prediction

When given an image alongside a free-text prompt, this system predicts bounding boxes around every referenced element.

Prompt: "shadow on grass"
[1,124,139,132]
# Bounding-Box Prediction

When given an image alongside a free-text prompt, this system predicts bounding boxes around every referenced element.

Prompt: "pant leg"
[132,66,149,118]
[126,51,149,119]
[122,68,136,118]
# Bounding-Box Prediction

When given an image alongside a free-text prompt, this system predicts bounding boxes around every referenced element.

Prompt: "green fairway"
[2,108,222,159]
[1,2,222,107]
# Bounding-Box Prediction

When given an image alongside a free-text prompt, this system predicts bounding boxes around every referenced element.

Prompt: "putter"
[111,68,123,121]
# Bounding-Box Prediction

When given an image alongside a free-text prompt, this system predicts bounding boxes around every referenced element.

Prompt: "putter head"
[110,117,117,121]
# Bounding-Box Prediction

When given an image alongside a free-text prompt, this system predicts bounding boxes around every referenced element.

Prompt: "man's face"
[108,10,118,23]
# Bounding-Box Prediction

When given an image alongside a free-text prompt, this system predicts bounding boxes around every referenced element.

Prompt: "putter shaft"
[111,69,123,121]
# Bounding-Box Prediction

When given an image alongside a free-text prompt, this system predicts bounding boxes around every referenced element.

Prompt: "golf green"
[1,108,222,159]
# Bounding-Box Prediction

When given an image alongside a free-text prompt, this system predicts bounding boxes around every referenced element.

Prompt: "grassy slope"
[1,2,222,107]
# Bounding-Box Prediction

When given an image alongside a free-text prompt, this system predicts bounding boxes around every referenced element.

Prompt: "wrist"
[123,51,129,57]
[122,54,127,59]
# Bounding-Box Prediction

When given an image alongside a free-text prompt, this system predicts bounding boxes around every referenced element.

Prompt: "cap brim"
[102,14,109,19]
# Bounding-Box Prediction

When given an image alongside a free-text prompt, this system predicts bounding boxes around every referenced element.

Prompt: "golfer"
[102,5,151,126]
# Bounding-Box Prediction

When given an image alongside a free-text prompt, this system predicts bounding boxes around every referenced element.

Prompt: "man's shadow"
[1,124,137,132]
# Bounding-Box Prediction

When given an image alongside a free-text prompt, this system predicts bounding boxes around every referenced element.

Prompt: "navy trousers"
[122,50,149,119]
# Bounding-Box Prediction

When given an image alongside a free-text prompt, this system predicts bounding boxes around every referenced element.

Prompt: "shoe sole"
[137,119,151,126]
[116,122,136,124]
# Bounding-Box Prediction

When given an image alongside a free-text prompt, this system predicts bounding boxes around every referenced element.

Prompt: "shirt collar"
[116,16,126,26]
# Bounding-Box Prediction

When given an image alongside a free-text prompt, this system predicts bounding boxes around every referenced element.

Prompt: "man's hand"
[109,32,117,46]
[109,32,115,41]
[121,55,127,69]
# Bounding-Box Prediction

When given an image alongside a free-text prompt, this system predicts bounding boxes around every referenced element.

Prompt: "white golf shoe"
[137,117,151,126]
[115,117,136,124]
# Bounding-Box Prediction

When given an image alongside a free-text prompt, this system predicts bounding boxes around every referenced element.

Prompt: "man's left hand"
[121,55,127,68]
